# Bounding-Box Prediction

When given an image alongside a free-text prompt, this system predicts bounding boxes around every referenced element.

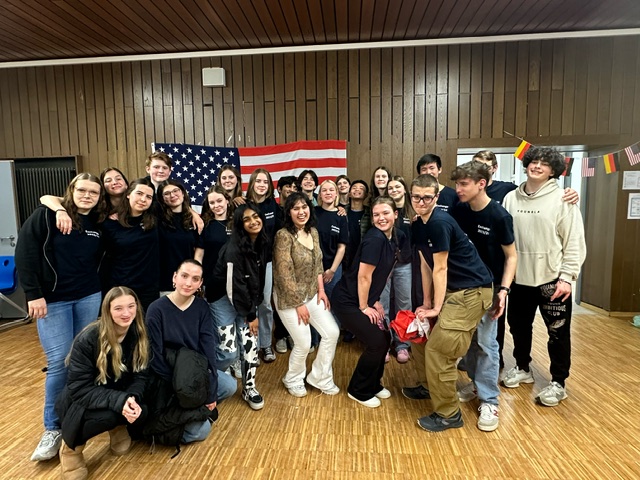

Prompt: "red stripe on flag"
[238,140,347,156]
[239,157,346,174]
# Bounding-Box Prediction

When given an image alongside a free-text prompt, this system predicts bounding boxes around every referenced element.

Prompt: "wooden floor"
[1,304,640,479]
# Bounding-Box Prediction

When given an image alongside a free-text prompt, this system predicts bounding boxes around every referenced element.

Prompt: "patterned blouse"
[272,227,324,310]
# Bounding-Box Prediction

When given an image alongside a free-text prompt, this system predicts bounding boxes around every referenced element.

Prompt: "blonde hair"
[318,179,339,208]
[95,287,149,385]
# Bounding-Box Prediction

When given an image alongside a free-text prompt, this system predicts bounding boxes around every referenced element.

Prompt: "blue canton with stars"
[152,143,241,202]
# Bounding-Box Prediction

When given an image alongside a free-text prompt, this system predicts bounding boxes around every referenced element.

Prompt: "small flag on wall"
[514,140,532,160]
[561,157,574,176]
[625,143,640,166]
[604,153,620,174]
[581,157,596,177]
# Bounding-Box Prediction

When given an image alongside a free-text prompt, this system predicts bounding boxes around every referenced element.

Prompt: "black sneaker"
[262,347,276,363]
[242,388,265,410]
[402,385,431,400]
[417,410,463,432]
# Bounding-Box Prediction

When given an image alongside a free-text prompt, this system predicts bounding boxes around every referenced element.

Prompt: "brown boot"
[108,425,131,456]
[59,442,87,480]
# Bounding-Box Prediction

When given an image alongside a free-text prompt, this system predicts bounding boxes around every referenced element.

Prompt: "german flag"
[604,153,619,174]
[561,157,574,176]
[514,140,532,160]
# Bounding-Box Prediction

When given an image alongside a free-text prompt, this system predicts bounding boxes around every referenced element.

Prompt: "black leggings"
[74,405,148,447]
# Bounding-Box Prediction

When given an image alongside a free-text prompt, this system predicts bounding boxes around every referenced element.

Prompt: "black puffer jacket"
[55,324,148,449]
[207,240,266,321]
[143,348,212,448]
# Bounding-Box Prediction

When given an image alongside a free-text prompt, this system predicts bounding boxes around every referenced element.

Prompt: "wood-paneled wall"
[1,35,639,311]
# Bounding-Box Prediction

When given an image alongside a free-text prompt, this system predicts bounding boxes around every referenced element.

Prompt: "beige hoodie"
[502,179,586,287]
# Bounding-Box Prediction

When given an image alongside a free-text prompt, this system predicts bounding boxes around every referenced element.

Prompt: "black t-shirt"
[486,180,517,204]
[258,197,280,263]
[48,214,102,303]
[198,219,232,294]
[333,227,397,307]
[158,212,199,291]
[345,208,365,268]
[315,207,349,271]
[395,206,412,264]
[101,216,160,295]
[450,200,514,284]
[412,209,492,290]
[436,185,458,213]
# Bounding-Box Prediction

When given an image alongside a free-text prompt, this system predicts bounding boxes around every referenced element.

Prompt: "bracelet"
[557,278,571,285]
[498,286,511,294]
[360,306,368,312]
[55,208,66,213]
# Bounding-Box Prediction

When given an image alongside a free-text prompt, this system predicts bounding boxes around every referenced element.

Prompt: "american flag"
[151,143,241,203]
[625,143,640,166]
[152,140,348,201]
[581,157,596,177]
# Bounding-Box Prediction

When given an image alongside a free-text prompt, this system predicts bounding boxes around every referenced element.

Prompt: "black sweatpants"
[332,301,391,401]
[507,280,572,385]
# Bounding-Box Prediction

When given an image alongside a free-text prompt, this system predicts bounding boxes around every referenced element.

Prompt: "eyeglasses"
[410,194,437,204]
[162,188,182,198]
[75,187,100,197]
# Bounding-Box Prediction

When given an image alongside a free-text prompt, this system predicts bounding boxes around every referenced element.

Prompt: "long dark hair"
[282,192,316,235]
[201,184,232,226]
[158,179,194,230]
[231,203,268,255]
[100,166,129,214]
[115,178,156,230]
[216,165,243,200]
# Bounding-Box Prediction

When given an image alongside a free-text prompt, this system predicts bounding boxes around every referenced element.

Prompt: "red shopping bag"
[390,310,436,344]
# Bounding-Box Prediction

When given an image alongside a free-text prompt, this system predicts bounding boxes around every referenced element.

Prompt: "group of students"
[15,146,586,478]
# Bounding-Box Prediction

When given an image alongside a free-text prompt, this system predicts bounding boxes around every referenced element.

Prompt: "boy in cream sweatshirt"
[502,147,586,407]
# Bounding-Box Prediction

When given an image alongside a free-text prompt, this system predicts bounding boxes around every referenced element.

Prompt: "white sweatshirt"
[502,179,586,287]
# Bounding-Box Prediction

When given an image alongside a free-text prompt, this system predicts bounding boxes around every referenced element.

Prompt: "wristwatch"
[498,286,511,294]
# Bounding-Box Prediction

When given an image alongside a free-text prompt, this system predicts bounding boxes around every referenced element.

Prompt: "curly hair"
[522,147,566,179]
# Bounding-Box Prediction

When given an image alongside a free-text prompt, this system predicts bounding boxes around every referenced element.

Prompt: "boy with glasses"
[404,174,493,432]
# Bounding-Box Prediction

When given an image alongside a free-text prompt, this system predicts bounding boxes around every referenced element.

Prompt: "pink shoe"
[396,349,410,364]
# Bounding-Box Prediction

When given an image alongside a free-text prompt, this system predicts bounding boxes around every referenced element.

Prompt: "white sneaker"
[230,359,242,379]
[502,367,534,388]
[457,382,477,402]
[477,403,499,432]
[536,381,568,407]
[286,384,308,398]
[31,430,62,461]
[275,338,287,354]
[375,388,391,399]
[306,376,340,395]
[348,393,381,408]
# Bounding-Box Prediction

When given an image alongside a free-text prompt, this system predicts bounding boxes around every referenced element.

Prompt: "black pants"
[332,301,391,401]
[507,281,572,385]
[74,405,148,447]
[273,309,289,341]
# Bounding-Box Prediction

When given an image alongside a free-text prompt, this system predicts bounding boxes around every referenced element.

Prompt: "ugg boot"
[108,425,132,456]
[59,442,87,480]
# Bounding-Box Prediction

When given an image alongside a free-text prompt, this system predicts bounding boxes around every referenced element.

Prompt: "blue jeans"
[36,292,102,430]
[463,311,500,405]
[216,369,237,402]
[380,261,412,352]
[210,296,259,390]
[258,261,274,349]
[312,264,342,345]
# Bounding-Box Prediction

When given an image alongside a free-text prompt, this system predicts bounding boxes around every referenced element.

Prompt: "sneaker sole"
[478,421,499,432]
[416,417,464,432]
[246,401,265,410]
[502,377,534,388]
[348,393,380,408]
[536,394,567,407]
[306,378,340,395]
[457,394,477,403]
